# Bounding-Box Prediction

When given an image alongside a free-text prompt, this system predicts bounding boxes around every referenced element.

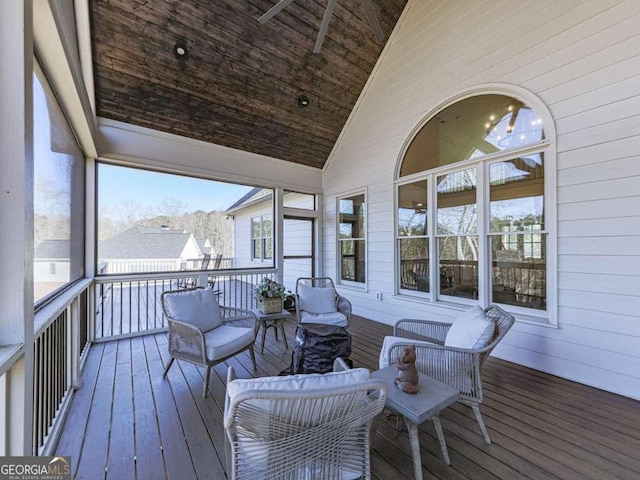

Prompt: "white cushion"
[227,367,370,401]
[300,310,348,327]
[204,325,254,360]
[164,287,223,330]
[444,306,494,349]
[298,285,338,314]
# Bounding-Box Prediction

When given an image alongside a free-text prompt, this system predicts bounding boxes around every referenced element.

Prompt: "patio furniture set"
[161,277,514,479]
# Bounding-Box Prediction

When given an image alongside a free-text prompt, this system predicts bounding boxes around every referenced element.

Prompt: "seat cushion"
[299,310,348,327]
[444,306,494,350]
[164,287,223,330]
[298,285,338,314]
[204,325,254,361]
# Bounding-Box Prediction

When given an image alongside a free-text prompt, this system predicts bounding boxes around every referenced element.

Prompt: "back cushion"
[164,287,223,330]
[298,285,338,314]
[227,367,370,402]
[444,306,494,350]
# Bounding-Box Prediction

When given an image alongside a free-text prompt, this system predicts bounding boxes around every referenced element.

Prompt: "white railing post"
[70,297,81,389]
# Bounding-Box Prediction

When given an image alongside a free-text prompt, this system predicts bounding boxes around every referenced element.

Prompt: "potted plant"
[255,278,286,314]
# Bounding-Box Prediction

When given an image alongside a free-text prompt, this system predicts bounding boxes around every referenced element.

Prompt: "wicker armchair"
[295,277,352,327]
[380,305,514,444]
[161,287,257,398]
[224,360,387,480]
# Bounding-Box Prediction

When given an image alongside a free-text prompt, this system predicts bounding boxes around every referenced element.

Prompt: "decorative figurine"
[394,345,419,394]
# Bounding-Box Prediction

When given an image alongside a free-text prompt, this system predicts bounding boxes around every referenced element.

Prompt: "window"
[338,193,366,284]
[396,93,552,318]
[251,215,273,261]
[33,66,85,305]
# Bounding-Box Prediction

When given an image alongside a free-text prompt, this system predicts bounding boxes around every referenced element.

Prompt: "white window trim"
[336,188,367,290]
[393,84,557,327]
[250,214,273,262]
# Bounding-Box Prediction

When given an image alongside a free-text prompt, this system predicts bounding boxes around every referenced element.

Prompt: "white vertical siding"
[323,0,640,399]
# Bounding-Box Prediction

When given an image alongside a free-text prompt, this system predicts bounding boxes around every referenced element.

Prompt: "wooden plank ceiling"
[90,0,407,169]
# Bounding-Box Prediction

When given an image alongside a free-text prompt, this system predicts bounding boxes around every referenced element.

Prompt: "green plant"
[254,278,286,299]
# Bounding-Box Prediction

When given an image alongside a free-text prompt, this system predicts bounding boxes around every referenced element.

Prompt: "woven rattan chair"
[295,277,352,327]
[380,305,514,444]
[224,360,387,480]
[161,287,257,398]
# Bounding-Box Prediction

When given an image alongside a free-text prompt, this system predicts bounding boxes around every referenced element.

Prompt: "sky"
[98,163,254,214]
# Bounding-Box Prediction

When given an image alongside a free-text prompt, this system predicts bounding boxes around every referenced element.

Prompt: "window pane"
[251,218,260,239]
[340,240,365,283]
[401,94,545,176]
[398,181,427,236]
[253,239,261,259]
[262,216,272,237]
[438,236,478,299]
[264,238,273,259]
[339,194,365,239]
[33,70,85,304]
[492,235,546,310]
[97,164,271,272]
[399,238,429,292]
[437,169,477,235]
[490,154,544,232]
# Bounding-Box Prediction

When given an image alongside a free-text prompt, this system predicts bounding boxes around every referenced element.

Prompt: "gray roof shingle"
[99,226,196,259]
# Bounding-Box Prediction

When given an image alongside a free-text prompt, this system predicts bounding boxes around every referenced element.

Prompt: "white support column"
[314,194,323,277]
[275,188,284,285]
[0,0,35,455]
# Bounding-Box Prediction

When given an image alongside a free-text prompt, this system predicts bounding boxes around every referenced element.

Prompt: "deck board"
[57,314,640,480]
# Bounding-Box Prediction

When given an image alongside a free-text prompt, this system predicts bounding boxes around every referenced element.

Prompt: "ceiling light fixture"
[298,95,310,108]
[174,42,188,59]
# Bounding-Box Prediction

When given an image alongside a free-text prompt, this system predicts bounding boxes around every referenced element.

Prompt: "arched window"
[396,90,555,322]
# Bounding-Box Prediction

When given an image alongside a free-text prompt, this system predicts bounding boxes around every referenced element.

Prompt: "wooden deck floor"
[56,315,640,480]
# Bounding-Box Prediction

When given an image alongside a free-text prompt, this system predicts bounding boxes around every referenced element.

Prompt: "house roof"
[90,0,407,169]
[99,226,197,259]
[34,239,70,259]
[224,187,274,213]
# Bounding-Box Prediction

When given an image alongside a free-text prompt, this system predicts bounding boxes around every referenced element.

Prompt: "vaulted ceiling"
[90,0,407,169]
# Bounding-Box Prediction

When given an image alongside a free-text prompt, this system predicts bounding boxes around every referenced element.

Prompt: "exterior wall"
[233,193,314,290]
[322,0,640,399]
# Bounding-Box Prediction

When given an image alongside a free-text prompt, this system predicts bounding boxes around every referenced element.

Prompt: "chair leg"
[248,345,257,371]
[471,405,491,444]
[260,322,267,354]
[279,323,288,349]
[203,365,212,398]
[162,358,175,378]
[432,416,450,465]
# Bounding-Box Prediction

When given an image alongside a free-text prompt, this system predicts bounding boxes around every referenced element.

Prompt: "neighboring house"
[226,188,315,291]
[34,239,71,299]
[196,238,213,255]
[99,225,203,274]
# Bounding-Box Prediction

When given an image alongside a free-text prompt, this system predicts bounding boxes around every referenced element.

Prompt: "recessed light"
[298,95,310,108]
[174,43,188,58]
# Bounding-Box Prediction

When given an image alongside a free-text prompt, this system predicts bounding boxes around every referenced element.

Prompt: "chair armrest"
[337,295,352,322]
[166,318,207,363]
[394,318,451,344]
[387,340,482,399]
[220,306,257,330]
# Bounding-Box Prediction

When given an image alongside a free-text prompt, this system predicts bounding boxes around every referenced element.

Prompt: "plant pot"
[258,296,283,314]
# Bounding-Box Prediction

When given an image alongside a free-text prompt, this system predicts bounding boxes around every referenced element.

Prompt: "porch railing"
[93,268,276,342]
[32,280,92,455]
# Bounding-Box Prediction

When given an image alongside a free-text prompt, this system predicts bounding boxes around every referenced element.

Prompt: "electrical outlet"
[375,291,382,301]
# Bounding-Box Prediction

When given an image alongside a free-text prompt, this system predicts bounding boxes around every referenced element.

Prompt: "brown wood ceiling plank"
[95,72,331,167]
[91,0,407,167]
